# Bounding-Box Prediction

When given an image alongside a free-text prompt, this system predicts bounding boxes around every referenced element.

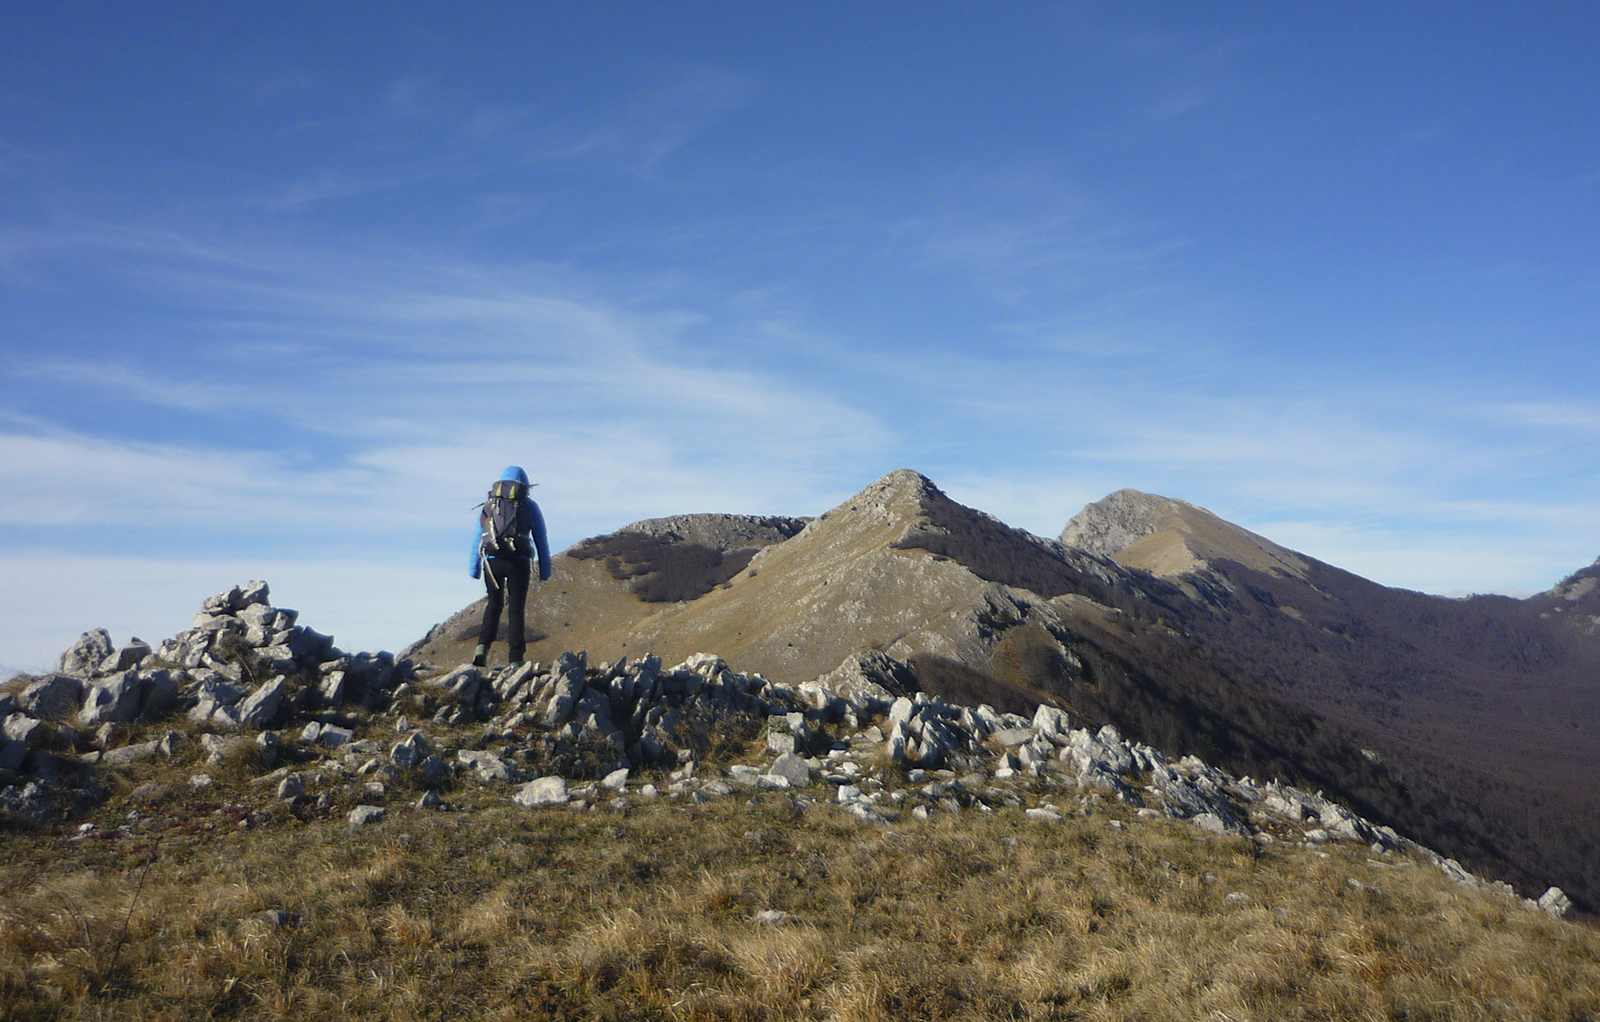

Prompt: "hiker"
[470,466,552,668]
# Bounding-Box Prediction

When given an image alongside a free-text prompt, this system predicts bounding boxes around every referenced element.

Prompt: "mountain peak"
[855,468,941,505]
[1061,488,1308,580]
[807,469,946,535]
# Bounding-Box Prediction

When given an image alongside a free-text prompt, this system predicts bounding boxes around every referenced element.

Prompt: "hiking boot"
[471,645,487,668]
[508,659,524,667]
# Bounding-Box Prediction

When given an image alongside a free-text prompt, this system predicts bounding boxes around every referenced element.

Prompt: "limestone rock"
[1031,704,1070,742]
[1537,887,1572,919]
[886,721,908,763]
[101,741,162,767]
[201,585,243,615]
[0,781,52,824]
[677,652,728,679]
[542,652,586,727]
[1319,804,1367,843]
[1191,813,1229,835]
[991,727,1033,748]
[494,661,538,700]
[240,602,276,629]
[78,673,144,727]
[301,722,352,748]
[238,580,271,607]
[59,629,115,678]
[431,665,482,698]
[317,671,347,706]
[4,714,48,748]
[514,776,569,808]
[768,752,811,788]
[815,651,916,714]
[458,749,513,783]
[236,677,287,728]
[348,805,386,827]
[257,645,298,674]
[98,639,152,676]
[888,697,914,728]
[286,626,335,662]
[20,675,82,721]
[138,669,180,720]
[391,732,433,768]
[187,677,248,726]
[417,755,445,777]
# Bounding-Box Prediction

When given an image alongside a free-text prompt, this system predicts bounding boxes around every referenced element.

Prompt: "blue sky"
[3,3,1599,673]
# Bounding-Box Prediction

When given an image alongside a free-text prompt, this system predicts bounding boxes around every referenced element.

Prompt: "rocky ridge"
[615,512,811,549]
[0,580,1573,923]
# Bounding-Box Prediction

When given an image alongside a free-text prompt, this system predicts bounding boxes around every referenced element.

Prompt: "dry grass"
[2,782,1598,1022]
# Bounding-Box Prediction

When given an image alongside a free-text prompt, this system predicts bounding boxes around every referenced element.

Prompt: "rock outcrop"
[616,513,810,549]
[0,581,414,821]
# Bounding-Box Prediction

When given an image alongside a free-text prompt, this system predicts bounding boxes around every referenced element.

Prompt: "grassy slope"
[3,743,1599,1021]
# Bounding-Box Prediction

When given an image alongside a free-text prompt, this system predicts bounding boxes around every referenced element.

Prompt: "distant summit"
[1061,488,1308,580]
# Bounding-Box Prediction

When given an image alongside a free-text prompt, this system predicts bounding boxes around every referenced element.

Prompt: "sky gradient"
[3,3,1599,673]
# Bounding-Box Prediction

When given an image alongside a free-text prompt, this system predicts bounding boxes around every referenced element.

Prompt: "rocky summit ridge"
[0,580,1575,925]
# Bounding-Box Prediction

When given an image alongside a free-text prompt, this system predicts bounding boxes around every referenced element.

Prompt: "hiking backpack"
[478,479,530,561]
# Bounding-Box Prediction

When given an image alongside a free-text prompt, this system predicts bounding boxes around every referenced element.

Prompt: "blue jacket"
[470,466,552,581]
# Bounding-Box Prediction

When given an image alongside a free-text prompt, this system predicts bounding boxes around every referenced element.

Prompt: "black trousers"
[477,557,531,662]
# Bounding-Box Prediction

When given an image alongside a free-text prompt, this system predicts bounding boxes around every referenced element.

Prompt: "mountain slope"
[411,471,1600,911]
[1056,489,1600,912]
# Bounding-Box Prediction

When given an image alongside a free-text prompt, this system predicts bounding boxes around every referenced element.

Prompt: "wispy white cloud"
[1147,88,1213,121]
[536,66,759,176]
[0,220,892,566]
[247,67,322,103]
[1478,399,1600,432]
[16,359,251,414]
[0,428,386,531]
[888,168,1188,308]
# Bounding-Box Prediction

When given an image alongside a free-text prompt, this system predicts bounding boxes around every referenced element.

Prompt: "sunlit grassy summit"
[3,469,1600,1018]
